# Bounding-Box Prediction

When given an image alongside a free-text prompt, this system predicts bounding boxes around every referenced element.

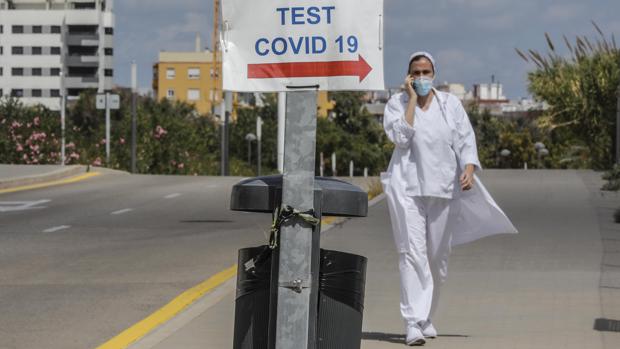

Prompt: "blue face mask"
[412,77,433,96]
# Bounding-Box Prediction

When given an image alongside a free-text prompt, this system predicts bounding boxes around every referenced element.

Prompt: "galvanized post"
[273,91,318,349]
[131,61,137,173]
[616,84,620,165]
[105,92,110,165]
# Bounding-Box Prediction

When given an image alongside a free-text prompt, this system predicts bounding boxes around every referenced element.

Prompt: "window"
[0,25,3,34]
[12,25,23,34]
[50,89,60,97]
[32,47,42,55]
[12,68,24,76]
[0,67,3,76]
[104,27,114,35]
[51,26,61,34]
[0,46,3,55]
[187,89,200,101]
[188,68,200,79]
[11,89,24,97]
[0,89,2,96]
[104,48,113,56]
[51,47,61,55]
[74,2,95,9]
[32,89,42,97]
[51,68,61,76]
[32,68,42,76]
[167,89,175,99]
[166,68,175,79]
[12,46,24,55]
[32,25,42,34]
[105,69,113,77]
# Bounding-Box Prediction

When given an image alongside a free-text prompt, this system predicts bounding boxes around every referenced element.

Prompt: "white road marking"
[111,208,133,215]
[164,193,181,199]
[43,225,71,233]
[0,200,51,212]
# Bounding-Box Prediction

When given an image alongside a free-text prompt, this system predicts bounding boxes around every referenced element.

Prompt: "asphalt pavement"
[0,166,619,348]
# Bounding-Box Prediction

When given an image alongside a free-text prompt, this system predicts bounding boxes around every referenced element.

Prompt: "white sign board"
[96,94,120,110]
[96,94,106,109]
[222,0,384,92]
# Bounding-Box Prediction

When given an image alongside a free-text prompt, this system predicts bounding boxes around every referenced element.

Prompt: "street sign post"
[96,93,120,165]
[223,1,382,348]
[222,0,384,92]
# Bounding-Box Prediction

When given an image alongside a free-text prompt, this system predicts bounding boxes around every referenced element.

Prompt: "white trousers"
[397,195,458,327]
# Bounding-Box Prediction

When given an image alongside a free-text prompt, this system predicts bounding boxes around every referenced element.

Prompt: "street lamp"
[59,69,66,166]
[245,133,256,166]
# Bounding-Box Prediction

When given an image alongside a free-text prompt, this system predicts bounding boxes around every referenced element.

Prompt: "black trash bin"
[233,246,367,349]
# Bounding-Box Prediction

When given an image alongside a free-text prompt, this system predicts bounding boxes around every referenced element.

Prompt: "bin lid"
[230,175,368,217]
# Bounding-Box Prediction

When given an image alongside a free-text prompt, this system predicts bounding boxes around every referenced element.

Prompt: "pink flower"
[66,142,75,149]
[100,139,106,145]
[92,157,102,166]
[177,163,184,169]
[26,122,32,128]
[70,152,80,160]
[33,117,40,126]
[153,125,168,139]
[119,138,125,145]
[16,143,23,152]
[11,121,22,128]
[22,154,28,160]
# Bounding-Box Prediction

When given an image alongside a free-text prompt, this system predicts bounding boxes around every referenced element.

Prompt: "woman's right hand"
[404,74,417,102]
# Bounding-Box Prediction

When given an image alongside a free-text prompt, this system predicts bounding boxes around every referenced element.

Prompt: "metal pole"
[131,61,137,173]
[349,160,354,178]
[220,99,226,176]
[277,92,286,173]
[257,116,263,176]
[273,91,318,349]
[248,140,252,165]
[224,91,232,175]
[331,152,337,176]
[60,71,66,166]
[105,92,110,166]
[616,84,620,165]
[319,152,324,177]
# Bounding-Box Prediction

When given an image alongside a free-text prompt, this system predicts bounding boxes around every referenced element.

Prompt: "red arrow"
[247,55,372,82]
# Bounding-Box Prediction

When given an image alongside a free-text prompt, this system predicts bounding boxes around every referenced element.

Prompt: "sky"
[115,0,620,99]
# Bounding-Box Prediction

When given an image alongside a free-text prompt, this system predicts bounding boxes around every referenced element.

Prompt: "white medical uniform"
[381,89,518,327]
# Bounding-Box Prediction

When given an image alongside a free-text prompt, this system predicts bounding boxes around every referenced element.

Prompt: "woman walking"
[380,51,518,346]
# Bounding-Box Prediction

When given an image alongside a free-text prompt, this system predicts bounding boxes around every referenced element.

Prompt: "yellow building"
[152,50,221,115]
[317,91,335,118]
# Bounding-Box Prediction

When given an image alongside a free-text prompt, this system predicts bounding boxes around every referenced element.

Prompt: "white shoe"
[420,321,437,338]
[406,325,426,346]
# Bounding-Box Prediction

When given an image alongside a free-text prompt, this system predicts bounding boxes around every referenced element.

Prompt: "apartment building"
[0,0,114,110]
[153,44,222,115]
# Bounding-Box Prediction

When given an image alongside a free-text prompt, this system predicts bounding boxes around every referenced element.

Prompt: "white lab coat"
[381,89,518,250]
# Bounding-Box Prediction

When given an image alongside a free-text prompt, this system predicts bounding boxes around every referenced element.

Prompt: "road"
[1,170,619,349]
[0,172,270,349]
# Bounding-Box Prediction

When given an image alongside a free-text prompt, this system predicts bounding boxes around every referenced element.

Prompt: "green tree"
[516,23,620,169]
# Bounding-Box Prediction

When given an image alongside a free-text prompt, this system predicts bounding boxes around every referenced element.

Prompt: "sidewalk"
[0,164,87,189]
[126,170,620,349]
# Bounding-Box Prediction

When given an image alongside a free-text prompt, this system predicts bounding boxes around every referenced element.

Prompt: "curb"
[0,165,88,190]
[321,192,385,234]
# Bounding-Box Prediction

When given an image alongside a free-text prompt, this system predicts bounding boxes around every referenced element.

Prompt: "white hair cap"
[408,51,436,75]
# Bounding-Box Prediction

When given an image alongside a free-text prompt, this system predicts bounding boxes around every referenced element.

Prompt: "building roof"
[158,50,220,63]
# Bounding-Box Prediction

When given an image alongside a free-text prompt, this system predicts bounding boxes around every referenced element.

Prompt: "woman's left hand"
[460,166,475,191]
